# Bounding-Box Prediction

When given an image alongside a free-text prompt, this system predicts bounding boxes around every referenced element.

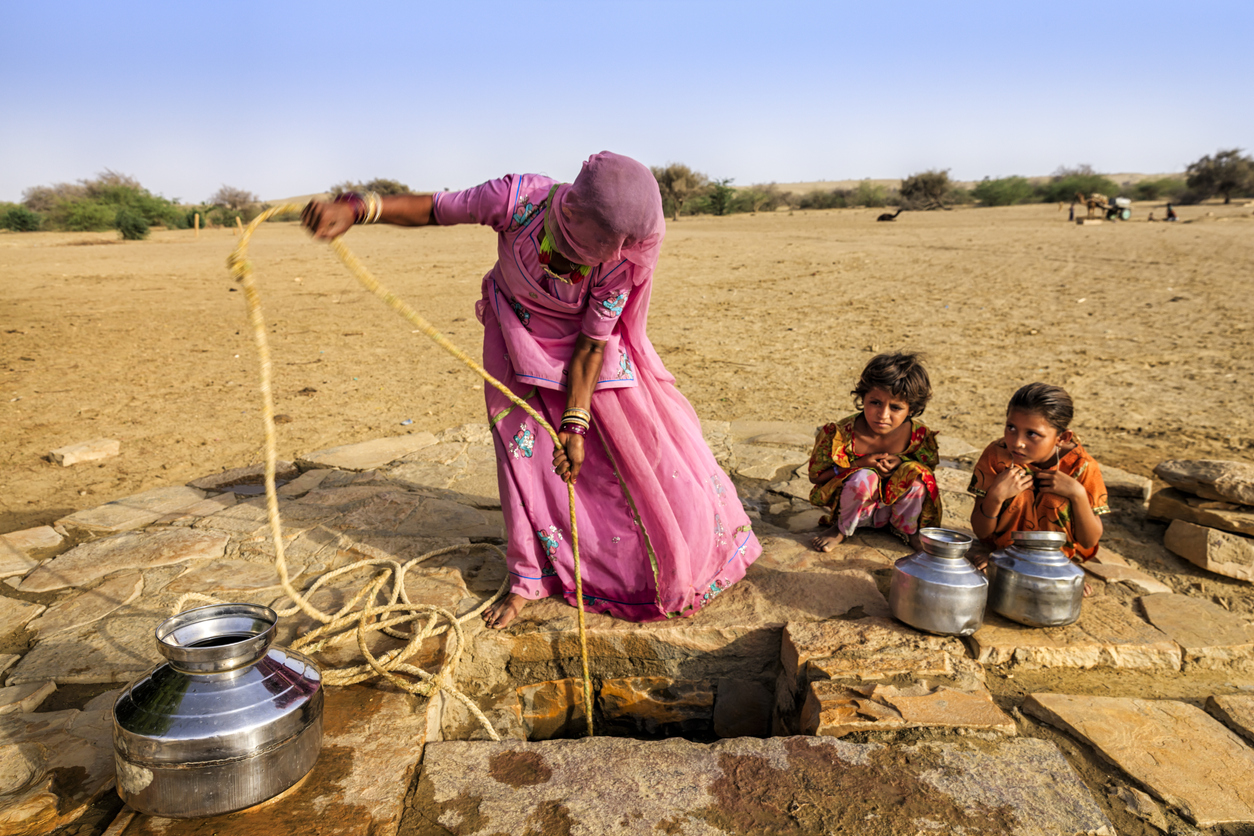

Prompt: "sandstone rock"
[729,443,807,481]
[19,529,228,593]
[0,600,45,637]
[713,678,773,738]
[435,423,493,446]
[1024,692,1254,827]
[48,438,120,466]
[968,598,1181,670]
[728,420,817,445]
[0,655,17,681]
[801,680,1014,737]
[164,559,296,595]
[940,489,975,532]
[1082,562,1172,595]
[191,497,271,537]
[56,485,208,534]
[599,677,713,736]
[1110,784,1169,831]
[745,431,816,449]
[6,601,166,686]
[0,544,40,581]
[276,468,332,497]
[783,508,826,533]
[515,679,588,740]
[0,526,62,555]
[933,465,972,493]
[1154,459,1254,506]
[27,572,144,637]
[1140,593,1254,670]
[413,735,1111,836]
[297,433,437,471]
[125,685,429,836]
[0,681,55,715]
[187,460,299,492]
[938,434,981,463]
[153,492,237,525]
[1101,463,1153,501]
[1149,487,1254,537]
[783,616,984,688]
[1205,694,1254,746]
[1165,520,1254,582]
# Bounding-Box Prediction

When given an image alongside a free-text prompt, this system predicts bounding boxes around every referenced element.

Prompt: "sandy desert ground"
[2,200,1253,534]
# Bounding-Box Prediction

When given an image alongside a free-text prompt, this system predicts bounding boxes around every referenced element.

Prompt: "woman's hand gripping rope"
[221,204,596,738]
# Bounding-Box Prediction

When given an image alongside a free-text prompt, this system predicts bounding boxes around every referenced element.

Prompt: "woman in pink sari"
[303,152,761,627]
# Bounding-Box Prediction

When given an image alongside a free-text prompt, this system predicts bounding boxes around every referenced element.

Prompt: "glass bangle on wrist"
[560,423,588,436]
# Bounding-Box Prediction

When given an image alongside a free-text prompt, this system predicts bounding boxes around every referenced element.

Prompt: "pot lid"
[1011,530,1067,547]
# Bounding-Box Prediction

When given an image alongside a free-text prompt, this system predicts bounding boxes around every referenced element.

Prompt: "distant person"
[967,383,1108,593]
[299,152,761,629]
[1165,203,1178,222]
[808,352,942,552]
[1148,211,1156,222]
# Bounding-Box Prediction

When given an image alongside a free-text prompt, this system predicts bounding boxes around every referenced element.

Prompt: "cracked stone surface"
[1165,519,1254,583]
[1149,487,1254,537]
[296,433,438,471]
[1081,562,1172,595]
[801,680,1015,737]
[186,461,299,491]
[1206,694,1254,746]
[1024,692,1254,827]
[26,571,144,637]
[19,529,228,593]
[0,600,45,638]
[410,735,1111,836]
[1154,459,1254,506]
[1139,592,1254,670]
[0,681,56,715]
[55,485,208,534]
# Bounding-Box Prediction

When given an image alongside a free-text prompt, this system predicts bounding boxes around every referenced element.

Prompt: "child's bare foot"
[1083,581,1094,598]
[811,526,846,553]
[482,593,528,629]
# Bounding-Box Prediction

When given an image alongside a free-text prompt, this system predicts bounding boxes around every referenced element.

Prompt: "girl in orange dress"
[968,383,1109,561]
[809,353,941,552]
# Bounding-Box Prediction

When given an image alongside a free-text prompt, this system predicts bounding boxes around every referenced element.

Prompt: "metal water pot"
[113,603,323,818]
[987,530,1084,627]
[889,528,987,636]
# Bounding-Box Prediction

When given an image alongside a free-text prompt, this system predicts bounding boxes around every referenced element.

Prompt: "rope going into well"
[180,204,596,739]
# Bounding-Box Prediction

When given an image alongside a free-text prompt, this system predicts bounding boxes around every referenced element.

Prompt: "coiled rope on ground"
[175,204,595,740]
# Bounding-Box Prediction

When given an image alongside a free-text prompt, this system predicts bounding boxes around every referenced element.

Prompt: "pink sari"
[433,156,761,621]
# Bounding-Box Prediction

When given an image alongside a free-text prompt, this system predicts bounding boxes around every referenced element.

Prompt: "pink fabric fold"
[547,151,665,272]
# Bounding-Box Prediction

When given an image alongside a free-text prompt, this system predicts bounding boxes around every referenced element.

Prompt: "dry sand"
[2,201,1252,533]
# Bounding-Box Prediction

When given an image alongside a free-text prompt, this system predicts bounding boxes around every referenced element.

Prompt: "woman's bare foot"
[811,526,846,553]
[482,593,528,629]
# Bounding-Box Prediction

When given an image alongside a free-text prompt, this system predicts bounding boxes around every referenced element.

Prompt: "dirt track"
[2,201,1252,533]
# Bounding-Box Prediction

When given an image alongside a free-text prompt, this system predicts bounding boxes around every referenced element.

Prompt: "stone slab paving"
[801,680,1015,737]
[0,543,40,581]
[1024,692,1254,828]
[1140,592,1254,670]
[55,485,208,534]
[1165,519,1254,582]
[0,689,117,836]
[19,528,228,593]
[1109,784,1169,831]
[186,460,299,491]
[120,685,431,836]
[153,492,237,526]
[49,437,120,466]
[0,655,17,682]
[1149,487,1254,537]
[0,600,45,638]
[296,432,438,471]
[0,526,63,555]
[1154,459,1254,506]
[0,681,56,715]
[411,736,1112,836]
[937,433,981,462]
[26,571,145,637]
[1100,463,1153,501]
[967,597,1182,670]
[1205,694,1254,745]
[1081,562,1172,595]
[728,443,808,481]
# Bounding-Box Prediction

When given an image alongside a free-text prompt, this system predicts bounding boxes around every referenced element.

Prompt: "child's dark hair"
[852,352,932,417]
[1007,382,1074,432]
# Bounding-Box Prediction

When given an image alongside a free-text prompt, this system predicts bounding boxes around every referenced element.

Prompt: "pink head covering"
[546,152,665,270]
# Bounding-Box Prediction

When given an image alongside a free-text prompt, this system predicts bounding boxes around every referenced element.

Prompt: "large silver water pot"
[113,603,323,818]
[889,528,987,636]
[987,530,1085,627]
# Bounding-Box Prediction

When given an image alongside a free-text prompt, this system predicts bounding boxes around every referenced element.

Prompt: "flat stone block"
[0,543,40,581]
[123,685,428,836]
[1110,784,1169,831]
[56,485,208,534]
[1082,562,1172,595]
[0,654,17,681]
[1154,459,1254,506]
[19,528,228,592]
[7,601,165,685]
[729,443,807,481]
[1025,692,1254,827]
[27,571,144,637]
[297,433,437,472]
[187,460,299,491]
[413,735,1111,836]
[1101,463,1153,501]
[1140,592,1254,670]
[276,468,332,497]
[933,465,972,493]
[783,616,984,688]
[801,680,1014,737]
[164,560,289,594]
[0,526,62,555]
[937,434,981,462]
[1206,694,1254,746]
[153,492,237,525]
[1149,487,1254,537]
[48,437,120,466]
[0,599,45,637]
[968,597,1181,670]
[516,679,588,740]
[1165,519,1254,582]
[599,677,713,735]
[0,681,56,715]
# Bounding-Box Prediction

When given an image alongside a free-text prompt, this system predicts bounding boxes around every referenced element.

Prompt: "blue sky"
[3,0,1250,203]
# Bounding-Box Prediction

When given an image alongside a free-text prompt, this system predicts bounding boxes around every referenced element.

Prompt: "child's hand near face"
[988,466,1032,504]
[1034,470,1085,503]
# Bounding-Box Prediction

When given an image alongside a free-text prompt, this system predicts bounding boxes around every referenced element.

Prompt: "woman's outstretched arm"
[302,194,436,239]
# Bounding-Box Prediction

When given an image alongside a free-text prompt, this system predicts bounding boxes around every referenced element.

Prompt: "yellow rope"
[207,204,595,738]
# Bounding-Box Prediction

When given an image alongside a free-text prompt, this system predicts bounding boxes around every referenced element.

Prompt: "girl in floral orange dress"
[809,353,941,552]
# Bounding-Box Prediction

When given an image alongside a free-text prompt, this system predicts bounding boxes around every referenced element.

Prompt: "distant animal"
[1073,192,1110,219]
[877,208,904,222]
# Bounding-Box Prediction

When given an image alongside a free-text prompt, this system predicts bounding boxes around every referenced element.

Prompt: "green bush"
[57,201,115,231]
[797,189,849,210]
[900,170,950,209]
[2,205,42,231]
[1035,166,1119,204]
[20,171,185,232]
[850,181,888,208]
[972,176,1034,206]
[115,207,150,240]
[1129,178,1187,201]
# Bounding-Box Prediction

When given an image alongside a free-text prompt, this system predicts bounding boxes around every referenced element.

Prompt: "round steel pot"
[987,530,1084,627]
[113,603,323,818]
[889,527,987,636]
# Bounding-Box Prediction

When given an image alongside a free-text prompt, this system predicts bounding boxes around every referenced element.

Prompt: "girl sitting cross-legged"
[808,352,942,552]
